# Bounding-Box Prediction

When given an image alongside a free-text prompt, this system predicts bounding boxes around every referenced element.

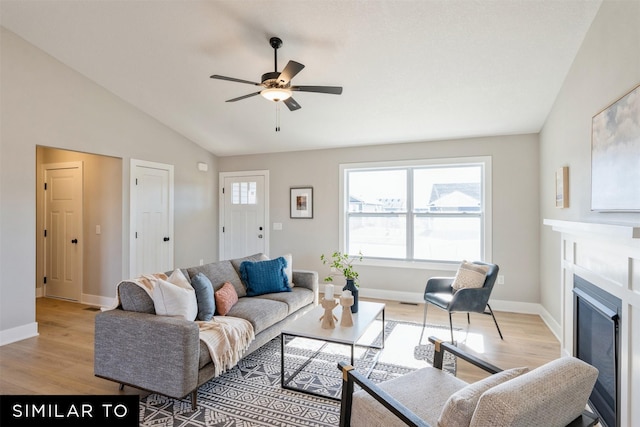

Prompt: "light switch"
[95,225,101,235]
[273,222,283,230]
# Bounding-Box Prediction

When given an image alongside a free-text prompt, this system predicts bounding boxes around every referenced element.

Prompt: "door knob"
[258,234,263,239]
[71,239,78,244]
[163,237,170,242]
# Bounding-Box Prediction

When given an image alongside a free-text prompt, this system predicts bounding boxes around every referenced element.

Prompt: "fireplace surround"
[545,219,640,427]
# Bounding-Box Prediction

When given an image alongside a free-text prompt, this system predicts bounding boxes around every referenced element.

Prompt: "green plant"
[320,251,363,285]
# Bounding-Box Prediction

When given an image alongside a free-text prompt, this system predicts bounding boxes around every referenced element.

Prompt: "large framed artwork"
[591,84,640,211]
[290,186,313,218]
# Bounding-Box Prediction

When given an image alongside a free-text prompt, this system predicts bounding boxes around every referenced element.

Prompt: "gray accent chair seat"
[423,261,503,343]
[94,254,318,410]
[338,336,599,427]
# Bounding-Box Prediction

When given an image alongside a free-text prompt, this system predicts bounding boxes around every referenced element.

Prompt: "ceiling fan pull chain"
[276,103,281,132]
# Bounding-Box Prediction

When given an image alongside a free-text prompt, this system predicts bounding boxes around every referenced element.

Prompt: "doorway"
[36,146,123,306]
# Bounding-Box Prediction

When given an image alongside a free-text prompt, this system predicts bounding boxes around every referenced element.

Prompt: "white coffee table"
[280,300,385,400]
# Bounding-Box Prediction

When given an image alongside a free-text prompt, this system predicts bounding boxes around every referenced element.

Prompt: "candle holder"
[340,295,354,327]
[319,298,339,329]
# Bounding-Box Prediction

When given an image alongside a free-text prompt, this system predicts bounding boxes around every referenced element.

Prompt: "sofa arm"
[94,309,200,399]
[293,269,319,304]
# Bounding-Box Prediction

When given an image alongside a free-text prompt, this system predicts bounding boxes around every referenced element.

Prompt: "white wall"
[539,0,640,323]
[219,134,540,305]
[0,28,218,344]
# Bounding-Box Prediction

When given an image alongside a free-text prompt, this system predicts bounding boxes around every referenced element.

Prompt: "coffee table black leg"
[280,333,285,388]
[382,307,385,347]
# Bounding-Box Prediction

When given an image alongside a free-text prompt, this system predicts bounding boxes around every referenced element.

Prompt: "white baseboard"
[358,288,562,340]
[0,322,39,346]
[359,288,424,304]
[82,293,116,309]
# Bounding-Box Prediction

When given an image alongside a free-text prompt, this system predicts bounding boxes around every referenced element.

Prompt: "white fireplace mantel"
[545,218,640,426]
[544,219,640,240]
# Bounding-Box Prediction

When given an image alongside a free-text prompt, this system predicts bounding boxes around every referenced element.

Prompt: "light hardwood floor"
[0,296,561,395]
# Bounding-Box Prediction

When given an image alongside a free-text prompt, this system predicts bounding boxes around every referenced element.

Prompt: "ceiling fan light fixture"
[261,87,292,102]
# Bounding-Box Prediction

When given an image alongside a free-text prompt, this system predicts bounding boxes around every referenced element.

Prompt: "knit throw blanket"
[197,317,254,377]
[105,273,255,377]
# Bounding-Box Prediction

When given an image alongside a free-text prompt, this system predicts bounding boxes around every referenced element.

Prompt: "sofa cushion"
[254,287,314,315]
[226,297,289,334]
[352,367,468,427]
[151,270,198,321]
[118,281,155,314]
[187,260,246,297]
[452,261,489,291]
[470,357,599,427]
[438,366,529,426]
[215,282,239,316]
[240,257,291,297]
[230,253,269,274]
[191,272,215,321]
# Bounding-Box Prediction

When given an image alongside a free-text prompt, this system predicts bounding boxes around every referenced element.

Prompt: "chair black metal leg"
[422,302,428,328]
[486,304,503,340]
[420,303,428,344]
[448,313,454,343]
[467,313,470,324]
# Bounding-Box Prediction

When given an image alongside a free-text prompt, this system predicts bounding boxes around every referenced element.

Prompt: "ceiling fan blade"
[283,97,301,111]
[278,61,305,85]
[291,85,343,95]
[210,75,261,86]
[226,92,261,102]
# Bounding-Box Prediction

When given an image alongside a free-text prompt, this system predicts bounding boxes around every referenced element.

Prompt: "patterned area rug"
[140,321,456,427]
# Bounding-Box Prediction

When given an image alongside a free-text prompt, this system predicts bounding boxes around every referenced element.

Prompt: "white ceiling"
[1,0,602,156]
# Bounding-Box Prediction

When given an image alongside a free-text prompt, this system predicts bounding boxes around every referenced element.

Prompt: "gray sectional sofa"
[94,253,319,409]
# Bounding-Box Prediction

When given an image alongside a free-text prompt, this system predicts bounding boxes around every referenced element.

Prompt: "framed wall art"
[556,166,569,208]
[591,84,640,211]
[290,187,313,218]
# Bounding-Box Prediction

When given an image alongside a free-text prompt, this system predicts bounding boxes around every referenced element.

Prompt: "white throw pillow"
[438,366,529,426]
[282,253,294,287]
[451,261,490,291]
[167,268,191,289]
[151,269,198,320]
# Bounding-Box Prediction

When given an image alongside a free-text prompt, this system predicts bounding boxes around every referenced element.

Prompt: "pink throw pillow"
[215,282,238,316]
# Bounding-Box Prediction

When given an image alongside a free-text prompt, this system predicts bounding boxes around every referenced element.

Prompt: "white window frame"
[339,156,492,271]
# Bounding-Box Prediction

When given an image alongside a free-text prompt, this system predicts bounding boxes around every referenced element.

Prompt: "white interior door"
[220,171,269,260]
[130,160,174,277]
[43,162,83,301]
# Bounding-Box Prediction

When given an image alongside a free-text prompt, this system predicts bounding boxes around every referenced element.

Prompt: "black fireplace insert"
[573,275,621,427]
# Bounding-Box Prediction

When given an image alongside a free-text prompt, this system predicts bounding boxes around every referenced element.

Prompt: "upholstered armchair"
[423,261,502,343]
[338,336,599,427]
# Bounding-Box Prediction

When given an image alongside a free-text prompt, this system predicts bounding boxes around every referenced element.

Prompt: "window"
[341,157,491,266]
[232,181,257,205]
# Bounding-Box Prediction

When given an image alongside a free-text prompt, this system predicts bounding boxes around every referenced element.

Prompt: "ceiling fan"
[210,37,343,111]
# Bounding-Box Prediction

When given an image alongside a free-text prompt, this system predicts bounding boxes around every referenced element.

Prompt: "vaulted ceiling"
[1,0,602,156]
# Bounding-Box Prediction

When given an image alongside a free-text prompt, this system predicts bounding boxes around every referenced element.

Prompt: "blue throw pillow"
[190,272,215,321]
[240,257,291,297]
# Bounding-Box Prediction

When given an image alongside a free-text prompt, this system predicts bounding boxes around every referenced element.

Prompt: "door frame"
[219,170,270,260]
[42,161,84,301]
[129,159,174,278]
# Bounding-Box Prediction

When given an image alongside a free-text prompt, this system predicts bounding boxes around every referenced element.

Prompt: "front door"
[220,172,268,259]
[44,162,83,301]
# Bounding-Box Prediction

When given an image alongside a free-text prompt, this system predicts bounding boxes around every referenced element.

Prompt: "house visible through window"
[342,157,491,265]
